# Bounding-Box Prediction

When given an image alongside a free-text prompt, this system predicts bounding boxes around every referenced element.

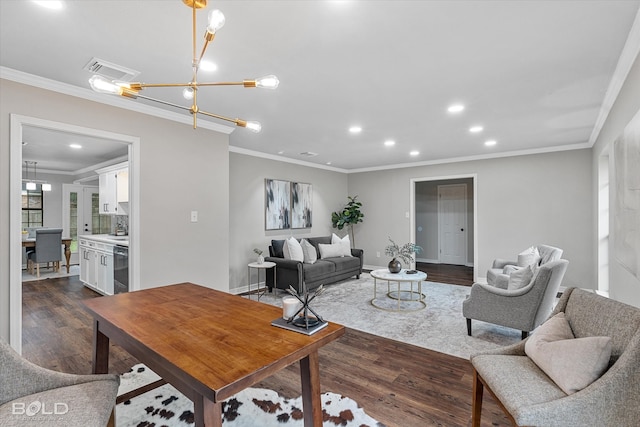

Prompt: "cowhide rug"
[117,364,384,427]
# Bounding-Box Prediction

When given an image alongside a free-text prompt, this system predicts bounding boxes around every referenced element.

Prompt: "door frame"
[410,174,478,281]
[10,114,140,352]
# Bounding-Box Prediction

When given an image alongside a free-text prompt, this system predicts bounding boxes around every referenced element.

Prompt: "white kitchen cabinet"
[79,237,114,295]
[96,162,128,215]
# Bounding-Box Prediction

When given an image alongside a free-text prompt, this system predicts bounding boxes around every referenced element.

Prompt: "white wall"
[592,52,640,307]
[347,149,593,289]
[1,79,230,342]
[229,152,348,292]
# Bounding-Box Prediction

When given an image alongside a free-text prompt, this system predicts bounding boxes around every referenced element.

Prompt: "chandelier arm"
[196,81,250,87]
[135,94,193,111]
[197,110,243,126]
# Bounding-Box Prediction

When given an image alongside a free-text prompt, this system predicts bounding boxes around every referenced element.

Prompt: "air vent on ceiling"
[83,57,140,82]
[299,151,319,157]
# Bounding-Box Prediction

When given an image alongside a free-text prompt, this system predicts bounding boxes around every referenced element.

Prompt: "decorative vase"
[257,254,264,264]
[388,258,401,273]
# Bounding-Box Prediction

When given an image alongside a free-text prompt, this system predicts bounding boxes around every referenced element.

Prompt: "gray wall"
[415,178,474,264]
[347,149,593,289]
[1,79,230,343]
[592,52,640,307]
[228,152,348,292]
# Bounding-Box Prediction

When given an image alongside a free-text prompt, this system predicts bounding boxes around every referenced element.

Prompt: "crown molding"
[228,146,349,173]
[0,67,235,135]
[588,6,640,145]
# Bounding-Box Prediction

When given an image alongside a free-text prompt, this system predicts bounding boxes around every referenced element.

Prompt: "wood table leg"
[194,395,222,427]
[300,350,322,427]
[63,241,71,273]
[471,369,484,427]
[92,320,110,374]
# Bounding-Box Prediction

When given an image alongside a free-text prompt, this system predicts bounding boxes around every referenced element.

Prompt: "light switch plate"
[191,211,198,222]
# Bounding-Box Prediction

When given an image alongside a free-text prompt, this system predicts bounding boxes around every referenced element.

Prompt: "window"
[22,186,43,228]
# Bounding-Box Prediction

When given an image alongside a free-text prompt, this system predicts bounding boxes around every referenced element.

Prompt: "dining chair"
[27,228,63,278]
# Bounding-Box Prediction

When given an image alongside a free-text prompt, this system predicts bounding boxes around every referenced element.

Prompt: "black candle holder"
[286,284,325,330]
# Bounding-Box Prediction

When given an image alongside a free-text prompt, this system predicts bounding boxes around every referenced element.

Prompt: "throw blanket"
[117,364,384,427]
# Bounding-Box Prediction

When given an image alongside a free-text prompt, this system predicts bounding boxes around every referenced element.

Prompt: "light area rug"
[117,364,384,427]
[259,273,522,360]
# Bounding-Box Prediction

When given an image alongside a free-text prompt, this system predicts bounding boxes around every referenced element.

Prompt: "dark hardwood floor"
[416,262,474,286]
[21,276,510,427]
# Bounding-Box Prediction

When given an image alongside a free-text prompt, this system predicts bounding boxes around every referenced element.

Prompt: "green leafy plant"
[253,248,263,256]
[331,195,364,246]
[384,237,423,266]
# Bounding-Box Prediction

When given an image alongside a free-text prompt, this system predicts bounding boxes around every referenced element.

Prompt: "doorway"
[9,114,140,351]
[410,175,477,282]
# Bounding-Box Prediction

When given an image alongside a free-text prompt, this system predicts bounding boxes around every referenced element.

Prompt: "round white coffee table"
[370,268,427,311]
[247,261,276,300]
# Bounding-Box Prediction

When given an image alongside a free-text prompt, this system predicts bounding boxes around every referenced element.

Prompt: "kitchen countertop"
[80,234,129,247]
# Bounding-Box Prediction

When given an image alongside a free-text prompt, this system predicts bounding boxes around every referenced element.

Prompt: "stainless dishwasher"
[113,245,128,294]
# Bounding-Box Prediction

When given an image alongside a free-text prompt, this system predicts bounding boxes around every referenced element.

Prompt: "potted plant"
[384,237,422,273]
[331,195,364,247]
[253,248,264,264]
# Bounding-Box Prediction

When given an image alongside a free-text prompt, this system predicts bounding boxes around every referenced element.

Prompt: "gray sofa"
[265,236,363,293]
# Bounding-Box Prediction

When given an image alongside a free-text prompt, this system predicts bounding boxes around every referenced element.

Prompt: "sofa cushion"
[318,243,344,259]
[331,233,352,257]
[524,312,612,395]
[487,268,509,289]
[300,239,317,264]
[323,256,361,271]
[302,260,336,281]
[307,236,331,258]
[517,246,541,267]
[271,239,286,258]
[283,237,304,262]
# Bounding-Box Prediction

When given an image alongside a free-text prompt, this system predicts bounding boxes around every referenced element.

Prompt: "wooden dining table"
[22,237,73,273]
[82,282,345,427]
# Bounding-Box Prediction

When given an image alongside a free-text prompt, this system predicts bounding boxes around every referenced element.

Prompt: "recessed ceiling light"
[469,126,483,133]
[69,144,82,149]
[484,140,497,147]
[349,126,362,134]
[409,150,420,156]
[326,161,332,165]
[277,150,284,155]
[384,140,395,147]
[447,104,465,113]
[199,60,217,72]
[33,1,64,10]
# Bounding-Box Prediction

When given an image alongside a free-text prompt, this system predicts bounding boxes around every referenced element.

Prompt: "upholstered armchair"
[463,259,568,339]
[0,338,119,426]
[487,244,563,289]
[470,287,640,426]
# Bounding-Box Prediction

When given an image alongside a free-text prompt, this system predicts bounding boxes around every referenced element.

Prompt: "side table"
[247,261,276,300]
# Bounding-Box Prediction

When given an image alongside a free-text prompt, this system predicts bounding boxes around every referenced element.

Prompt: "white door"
[62,184,99,265]
[438,184,467,265]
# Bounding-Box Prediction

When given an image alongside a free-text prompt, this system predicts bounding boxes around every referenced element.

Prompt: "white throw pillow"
[524,312,612,395]
[331,233,352,257]
[318,243,344,259]
[300,239,317,264]
[517,246,541,267]
[507,264,534,290]
[283,237,304,262]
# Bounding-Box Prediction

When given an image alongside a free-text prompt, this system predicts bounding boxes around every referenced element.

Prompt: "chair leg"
[471,368,484,427]
[107,407,116,427]
[466,318,472,336]
[36,263,40,278]
[522,330,529,340]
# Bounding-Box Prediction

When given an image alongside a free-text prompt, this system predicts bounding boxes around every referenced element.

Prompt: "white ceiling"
[2,0,639,172]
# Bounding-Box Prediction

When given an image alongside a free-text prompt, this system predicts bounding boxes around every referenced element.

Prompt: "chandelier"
[88,0,279,132]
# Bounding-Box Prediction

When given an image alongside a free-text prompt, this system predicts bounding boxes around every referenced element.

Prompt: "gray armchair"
[463,259,568,339]
[27,228,62,277]
[0,338,119,426]
[487,244,563,289]
[470,287,640,426]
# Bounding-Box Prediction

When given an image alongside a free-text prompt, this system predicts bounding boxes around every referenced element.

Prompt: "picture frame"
[265,179,291,230]
[291,182,313,229]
